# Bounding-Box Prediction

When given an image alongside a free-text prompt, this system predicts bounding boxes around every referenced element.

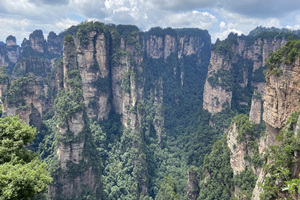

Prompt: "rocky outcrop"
[3,76,43,129]
[6,36,20,64]
[145,29,209,60]
[252,56,300,199]
[76,30,111,121]
[227,122,248,175]
[249,95,262,124]
[29,30,46,53]
[47,31,63,55]
[186,168,199,200]
[50,36,100,200]
[203,35,287,115]
[0,35,20,72]
[263,58,300,129]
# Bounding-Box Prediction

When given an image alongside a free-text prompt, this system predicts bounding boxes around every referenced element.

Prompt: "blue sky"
[0,0,299,44]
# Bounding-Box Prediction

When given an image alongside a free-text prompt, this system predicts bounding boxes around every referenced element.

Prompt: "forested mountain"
[0,22,299,200]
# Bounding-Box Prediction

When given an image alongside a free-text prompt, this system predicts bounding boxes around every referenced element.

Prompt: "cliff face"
[252,55,300,200]
[203,35,286,121]
[0,35,20,73]
[76,30,111,121]
[1,30,62,130]
[5,24,299,200]
[263,58,300,129]
[50,37,100,199]
[3,75,43,129]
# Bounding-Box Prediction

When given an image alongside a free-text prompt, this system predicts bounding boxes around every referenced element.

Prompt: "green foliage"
[156,176,180,200]
[0,66,8,84]
[233,169,257,199]
[266,40,300,75]
[252,66,267,83]
[207,68,233,91]
[198,137,233,200]
[121,70,134,93]
[77,21,108,46]
[233,114,255,143]
[30,30,44,39]
[212,33,238,58]
[261,111,300,199]
[54,89,84,126]
[5,74,37,106]
[247,26,300,45]
[147,27,164,37]
[64,34,74,43]
[6,35,16,42]
[0,116,52,199]
[116,24,140,45]
[282,177,300,197]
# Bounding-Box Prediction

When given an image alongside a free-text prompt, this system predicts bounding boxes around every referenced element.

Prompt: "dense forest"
[0,22,300,200]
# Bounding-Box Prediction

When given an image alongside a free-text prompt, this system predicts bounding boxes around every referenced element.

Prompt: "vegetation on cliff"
[261,111,300,199]
[2,23,300,200]
[266,39,300,75]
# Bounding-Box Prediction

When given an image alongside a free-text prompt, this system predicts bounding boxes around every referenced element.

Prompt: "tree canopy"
[0,116,52,200]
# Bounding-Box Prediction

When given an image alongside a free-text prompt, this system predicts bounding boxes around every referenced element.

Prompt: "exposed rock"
[164,35,177,60]
[146,35,164,59]
[29,30,46,53]
[77,31,111,120]
[50,36,100,200]
[227,122,248,175]
[263,58,300,129]
[249,96,262,124]
[251,169,266,200]
[203,50,233,114]
[203,36,287,115]
[203,78,232,114]
[6,35,20,64]
[3,78,43,129]
[186,169,199,200]
[178,36,203,58]
[47,31,63,55]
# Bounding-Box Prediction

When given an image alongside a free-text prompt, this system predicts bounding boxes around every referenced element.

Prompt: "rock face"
[186,169,199,200]
[76,31,111,121]
[3,76,43,129]
[263,58,300,129]
[1,30,63,129]
[252,57,300,199]
[203,35,287,116]
[47,31,63,55]
[249,95,262,124]
[50,37,100,200]
[227,122,248,175]
[0,35,20,73]
[29,30,46,53]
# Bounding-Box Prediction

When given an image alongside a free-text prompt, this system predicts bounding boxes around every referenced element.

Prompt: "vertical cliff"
[252,40,300,200]
[1,29,62,130]
[203,31,289,123]
[50,35,101,199]
[0,35,20,73]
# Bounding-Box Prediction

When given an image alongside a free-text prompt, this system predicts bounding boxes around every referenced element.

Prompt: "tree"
[0,116,52,200]
[156,176,180,200]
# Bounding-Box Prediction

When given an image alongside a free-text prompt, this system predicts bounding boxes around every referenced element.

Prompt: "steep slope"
[49,35,101,199]
[252,40,300,200]
[203,30,299,126]
[198,31,300,200]
[2,24,300,200]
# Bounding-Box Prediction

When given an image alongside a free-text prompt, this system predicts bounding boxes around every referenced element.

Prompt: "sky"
[0,0,300,45]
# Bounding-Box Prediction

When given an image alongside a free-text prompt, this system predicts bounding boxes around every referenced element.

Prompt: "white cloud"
[0,0,299,45]
[219,21,226,30]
